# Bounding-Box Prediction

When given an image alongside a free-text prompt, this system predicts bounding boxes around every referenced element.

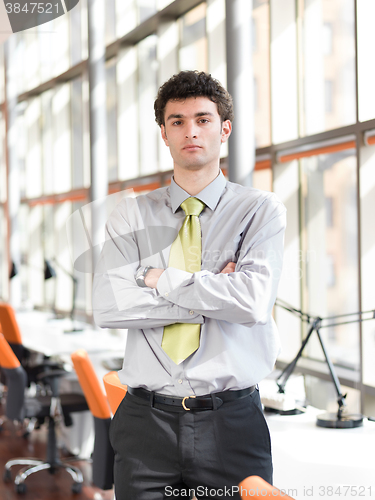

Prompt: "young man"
[93,71,286,499]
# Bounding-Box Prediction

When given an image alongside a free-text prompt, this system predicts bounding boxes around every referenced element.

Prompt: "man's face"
[160,97,231,173]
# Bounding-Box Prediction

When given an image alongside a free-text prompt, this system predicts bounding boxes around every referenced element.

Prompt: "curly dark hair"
[154,70,234,127]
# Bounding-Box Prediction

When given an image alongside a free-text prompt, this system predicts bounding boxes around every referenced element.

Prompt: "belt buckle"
[182,395,196,411]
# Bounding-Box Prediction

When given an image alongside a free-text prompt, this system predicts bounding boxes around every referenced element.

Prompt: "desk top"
[266,406,375,499]
[16,310,126,358]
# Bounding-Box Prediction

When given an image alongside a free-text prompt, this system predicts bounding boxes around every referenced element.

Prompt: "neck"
[173,166,220,196]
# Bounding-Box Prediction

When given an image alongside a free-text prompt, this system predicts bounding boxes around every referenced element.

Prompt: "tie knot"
[180,197,205,217]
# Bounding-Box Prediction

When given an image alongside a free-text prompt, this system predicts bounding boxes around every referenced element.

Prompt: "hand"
[220,262,236,274]
[145,268,165,289]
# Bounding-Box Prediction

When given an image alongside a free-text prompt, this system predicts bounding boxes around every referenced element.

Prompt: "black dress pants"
[109,387,273,500]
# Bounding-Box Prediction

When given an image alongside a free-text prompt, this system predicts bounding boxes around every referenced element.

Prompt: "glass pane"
[270,0,298,144]
[41,90,54,195]
[116,0,137,38]
[357,0,375,122]
[360,144,375,387]
[52,84,72,194]
[107,59,118,182]
[301,150,359,370]
[38,23,54,84]
[301,0,356,135]
[179,3,207,71]
[138,35,158,176]
[137,0,157,23]
[25,98,42,199]
[253,0,271,147]
[106,0,117,44]
[71,78,84,188]
[69,0,83,66]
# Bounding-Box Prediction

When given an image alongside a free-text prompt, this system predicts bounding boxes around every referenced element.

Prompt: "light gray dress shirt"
[93,170,286,396]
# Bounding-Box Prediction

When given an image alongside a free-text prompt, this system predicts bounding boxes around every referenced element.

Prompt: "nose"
[185,121,198,139]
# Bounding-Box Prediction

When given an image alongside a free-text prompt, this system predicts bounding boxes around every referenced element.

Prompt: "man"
[93,70,286,499]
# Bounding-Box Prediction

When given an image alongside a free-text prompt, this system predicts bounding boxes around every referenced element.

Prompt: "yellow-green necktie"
[161,197,205,364]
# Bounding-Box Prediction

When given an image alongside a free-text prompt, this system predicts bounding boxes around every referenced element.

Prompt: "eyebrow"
[166,111,215,121]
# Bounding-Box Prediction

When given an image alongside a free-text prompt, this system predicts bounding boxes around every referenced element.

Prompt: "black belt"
[127,385,256,412]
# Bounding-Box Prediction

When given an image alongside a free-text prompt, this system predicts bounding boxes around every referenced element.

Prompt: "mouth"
[183,145,202,151]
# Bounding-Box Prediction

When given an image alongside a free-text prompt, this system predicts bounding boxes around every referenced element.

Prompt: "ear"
[161,125,169,147]
[221,120,232,143]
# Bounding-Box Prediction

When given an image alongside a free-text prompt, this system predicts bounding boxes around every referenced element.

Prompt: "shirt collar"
[170,169,227,214]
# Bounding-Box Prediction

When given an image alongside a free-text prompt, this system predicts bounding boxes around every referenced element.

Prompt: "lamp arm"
[276,319,319,393]
[315,327,347,411]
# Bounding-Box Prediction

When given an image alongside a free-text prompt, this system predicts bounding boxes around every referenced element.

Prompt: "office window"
[52,84,72,194]
[325,196,334,227]
[71,78,85,189]
[52,12,70,76]
[106,0,117,44]
[137,0,157,23]
[106,59,118,182]
[179,3,207,71]
[116,0,137,38]
[41,90,54,195]
[325,254,336,287]
[69,0,83,65]
[25,97,43,199]
[360,144,375,388]
[138,35,158,176]
[301,0,356,135]
[16,104,27,200]
[322,22,333,55]
[357,0,375,121]
[301,149,359,370]
[325,80,333,113]
[270,0,298,144]
[38,22,54,84]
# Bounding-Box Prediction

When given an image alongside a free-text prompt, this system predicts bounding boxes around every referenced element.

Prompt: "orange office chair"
[71,350,115,491]
[239,476,295,499]
[102,371,127,415]
[0,333,88,494]
[0,302,62,389]
[0,303,25,363]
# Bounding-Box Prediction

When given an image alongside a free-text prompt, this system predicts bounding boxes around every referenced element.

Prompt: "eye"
[172,120,182,126]
[199,118,209,124]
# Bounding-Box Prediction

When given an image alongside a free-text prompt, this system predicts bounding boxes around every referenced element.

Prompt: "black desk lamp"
[9,261,18,279]
[274,298,374,429]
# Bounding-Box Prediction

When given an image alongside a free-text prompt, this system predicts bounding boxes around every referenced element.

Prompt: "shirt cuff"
[157,267,193,298]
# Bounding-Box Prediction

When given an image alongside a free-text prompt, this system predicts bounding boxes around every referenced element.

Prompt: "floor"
[0,402,114,500]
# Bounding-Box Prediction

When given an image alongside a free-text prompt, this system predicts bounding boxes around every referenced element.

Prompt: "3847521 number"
[319,486,372,496]
[5,3,60,14]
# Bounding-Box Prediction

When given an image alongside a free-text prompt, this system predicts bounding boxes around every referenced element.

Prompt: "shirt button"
[165,292,169,297]
[178,379,183,384]
[189,310,194,315]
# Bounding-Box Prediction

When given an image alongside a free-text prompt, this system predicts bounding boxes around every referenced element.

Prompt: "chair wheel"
[3,469,12,483]
[72,482,82,494]
[15,483,27,494]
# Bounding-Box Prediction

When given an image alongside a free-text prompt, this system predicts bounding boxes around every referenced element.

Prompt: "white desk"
[266,407,375,500]
[16,310,126,358]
